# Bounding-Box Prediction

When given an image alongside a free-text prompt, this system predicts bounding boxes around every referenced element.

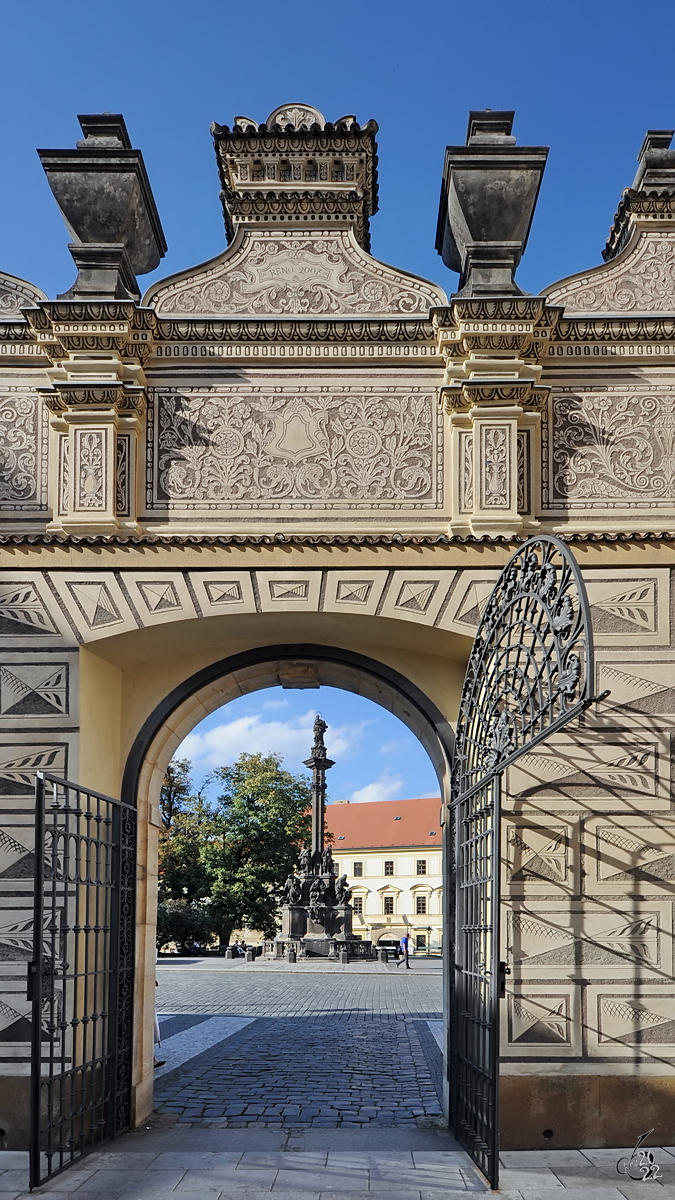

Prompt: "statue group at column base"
[267,849,374,960]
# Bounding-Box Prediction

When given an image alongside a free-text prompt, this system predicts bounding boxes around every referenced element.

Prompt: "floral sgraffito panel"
[146,386,442,510]
[542,387,675,511]
[0,389,48,512]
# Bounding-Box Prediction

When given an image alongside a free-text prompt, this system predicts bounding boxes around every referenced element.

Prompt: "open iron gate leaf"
[29,773,136,1189]
[449,536,595,1189]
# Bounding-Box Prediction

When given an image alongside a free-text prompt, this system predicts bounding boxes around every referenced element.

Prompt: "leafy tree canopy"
[205,752,312,942]
[156,752,311,948]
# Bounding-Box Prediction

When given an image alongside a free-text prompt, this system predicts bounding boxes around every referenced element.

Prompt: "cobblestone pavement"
[155,962,442,1019]
[154,1014,443,1127]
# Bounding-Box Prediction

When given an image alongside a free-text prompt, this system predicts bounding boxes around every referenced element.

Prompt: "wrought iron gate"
[28,772,136,1189]
[449,537,596,1188]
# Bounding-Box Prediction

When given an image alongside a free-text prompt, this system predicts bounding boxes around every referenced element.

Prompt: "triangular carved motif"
[0,584,57,636]
[205,581,243,605]
[336,580,373,605]
[600,997,675,1045]
[511,997,568,1044]
[138,581,181,613]
[395,581,437,614]
[0,746,65,795]
[0,664,67,716]
[68,582,122,628]
[589,583,655,632]
[269,580,309,601]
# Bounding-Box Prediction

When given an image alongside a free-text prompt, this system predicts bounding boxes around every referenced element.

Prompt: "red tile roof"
[325,797,443,850]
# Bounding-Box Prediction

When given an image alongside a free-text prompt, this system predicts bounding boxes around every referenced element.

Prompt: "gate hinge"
[26,961,38,1001]
[498,961,511,999]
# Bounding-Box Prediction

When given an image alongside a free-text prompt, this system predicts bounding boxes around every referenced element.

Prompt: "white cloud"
[261,698,291,712]
[348,774,403,804]
[180,709,369,772]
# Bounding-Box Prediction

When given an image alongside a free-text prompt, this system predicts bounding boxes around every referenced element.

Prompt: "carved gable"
[0,271,46,319]
[544,230,675,313]
[145,229,447,318]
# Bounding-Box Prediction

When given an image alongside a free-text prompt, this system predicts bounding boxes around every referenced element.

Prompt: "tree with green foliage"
[156,751,312,951]
[158,758,213,904]
[203,752,312,945]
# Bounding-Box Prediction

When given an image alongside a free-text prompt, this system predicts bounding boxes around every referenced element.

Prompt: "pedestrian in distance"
[396,933,410,969]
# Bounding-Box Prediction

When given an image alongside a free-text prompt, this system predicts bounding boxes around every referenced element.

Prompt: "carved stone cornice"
[154,317,435,345]
[39,382,146,414]
[433,297,560,362]
[24,301,156,363]
[443,380,549,414]
[222,189,371,251]
[552,316,675,343]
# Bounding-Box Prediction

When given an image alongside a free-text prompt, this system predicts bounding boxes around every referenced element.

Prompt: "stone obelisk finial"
[303,714,335,865]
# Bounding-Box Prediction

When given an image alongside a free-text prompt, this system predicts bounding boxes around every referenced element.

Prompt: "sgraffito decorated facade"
[1,103,675,1150]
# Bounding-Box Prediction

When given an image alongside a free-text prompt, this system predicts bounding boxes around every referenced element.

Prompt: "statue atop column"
[274,714,371,959]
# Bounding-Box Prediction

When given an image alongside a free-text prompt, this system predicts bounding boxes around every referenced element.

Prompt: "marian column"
[274,715,370,959]
[303,714,334,870]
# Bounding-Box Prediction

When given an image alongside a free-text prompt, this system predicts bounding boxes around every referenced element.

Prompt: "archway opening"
[123,644,459,1137]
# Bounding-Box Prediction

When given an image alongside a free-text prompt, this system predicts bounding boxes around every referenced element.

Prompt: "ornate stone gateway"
[450,536,595,1187]
[1,100,675,1171]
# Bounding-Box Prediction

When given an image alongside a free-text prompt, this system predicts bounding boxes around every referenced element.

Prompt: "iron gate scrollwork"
[28,773,137,1189]
[449,536,595,1189]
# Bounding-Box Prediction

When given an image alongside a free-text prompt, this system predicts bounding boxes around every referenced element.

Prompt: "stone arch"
[123,643,455,816]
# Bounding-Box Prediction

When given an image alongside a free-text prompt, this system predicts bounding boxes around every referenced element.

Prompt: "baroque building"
[1,102,675,1152]
[329,797,444,952]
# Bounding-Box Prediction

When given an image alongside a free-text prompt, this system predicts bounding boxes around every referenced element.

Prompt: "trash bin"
[287,949,296,963]
[378,948,388,964]
[339,949,349,964]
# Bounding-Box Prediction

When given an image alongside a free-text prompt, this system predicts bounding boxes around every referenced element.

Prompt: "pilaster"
[433,298,559,536]
[25,302,155,534]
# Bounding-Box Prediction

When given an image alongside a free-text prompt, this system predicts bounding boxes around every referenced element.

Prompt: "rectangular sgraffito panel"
[144,383,443,513]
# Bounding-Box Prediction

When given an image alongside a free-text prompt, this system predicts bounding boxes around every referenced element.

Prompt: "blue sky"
[180,687,440,804]
[1,0,674,301]
[3,0,673,798]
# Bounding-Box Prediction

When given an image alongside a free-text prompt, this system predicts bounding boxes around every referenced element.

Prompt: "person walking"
[397,933,410,969]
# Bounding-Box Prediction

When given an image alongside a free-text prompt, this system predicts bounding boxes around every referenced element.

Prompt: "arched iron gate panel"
[449,537,596,1189]
[28,773,136,1189]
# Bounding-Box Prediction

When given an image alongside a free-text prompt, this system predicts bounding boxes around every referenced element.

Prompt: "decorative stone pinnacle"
[436,109,548,297]
[38,113,167,301]
[211,103,379,251]
[603,128,675,261]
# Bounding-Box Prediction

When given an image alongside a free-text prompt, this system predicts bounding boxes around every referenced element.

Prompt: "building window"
[384,860,394,876]
[353,861,363,876]
[384,895,394,915]
[416,860,426,875]
[353,896,363,915]
[416,895,427,915]
[416,934,427,951]
[333,863,339,876]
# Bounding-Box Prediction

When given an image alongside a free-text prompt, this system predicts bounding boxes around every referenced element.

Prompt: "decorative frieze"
[145,383,442,512]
